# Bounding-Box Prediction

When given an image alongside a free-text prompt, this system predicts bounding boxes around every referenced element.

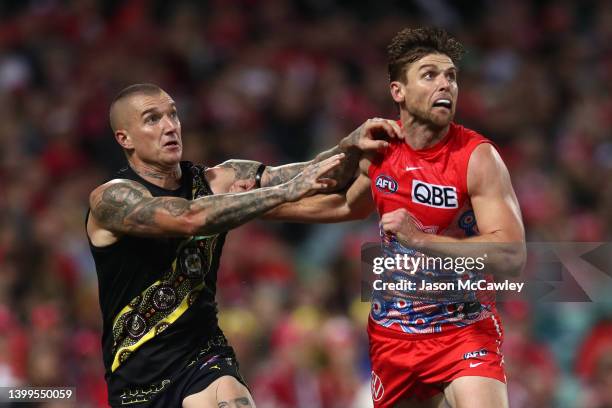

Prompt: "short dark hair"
[109,83,164,131]
[387,27,465,82]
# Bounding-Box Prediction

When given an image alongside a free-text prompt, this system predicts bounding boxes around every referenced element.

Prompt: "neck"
[128,160,182,189]
[400,111,450,150]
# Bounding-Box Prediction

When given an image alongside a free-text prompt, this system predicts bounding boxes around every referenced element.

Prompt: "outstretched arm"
[87,155,343,246]
[265,157,375,222]
[210,119,401,194]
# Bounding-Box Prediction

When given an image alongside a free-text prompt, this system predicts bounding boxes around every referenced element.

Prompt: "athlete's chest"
[370,145,468,233]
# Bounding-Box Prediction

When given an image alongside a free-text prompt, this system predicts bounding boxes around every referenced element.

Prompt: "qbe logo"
[412,179,458,208]
[375,175,398,194]
[371,371,384,402]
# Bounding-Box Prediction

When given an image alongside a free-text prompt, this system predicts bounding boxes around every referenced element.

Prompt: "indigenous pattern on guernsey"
[369,122,499,334]
[110,165,220,372]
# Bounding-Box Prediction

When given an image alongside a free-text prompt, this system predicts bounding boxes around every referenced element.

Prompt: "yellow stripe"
[109,175,221,372]
[111,258,180,329]
[111,281,206,372]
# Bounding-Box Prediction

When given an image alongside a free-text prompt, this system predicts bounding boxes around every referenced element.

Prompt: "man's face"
[391,53,458,128]
[117,91,182,167]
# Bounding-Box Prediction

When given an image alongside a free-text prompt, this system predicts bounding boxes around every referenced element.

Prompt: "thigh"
[443,376,508,408]
[182,375,255,408]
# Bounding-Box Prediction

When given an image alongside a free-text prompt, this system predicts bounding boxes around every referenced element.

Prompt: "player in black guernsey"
[86,83,401,407]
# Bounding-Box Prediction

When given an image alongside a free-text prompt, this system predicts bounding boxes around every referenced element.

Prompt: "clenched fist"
[380,208,424,246]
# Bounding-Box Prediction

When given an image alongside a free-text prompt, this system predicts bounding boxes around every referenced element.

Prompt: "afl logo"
[375,175,398,194]
[371,371,385,402]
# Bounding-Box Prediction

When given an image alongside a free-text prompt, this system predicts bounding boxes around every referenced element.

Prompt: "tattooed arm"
[87,155,343,246]
[210,118,402,194]
[265,171,375,222]
[265,155,375,222]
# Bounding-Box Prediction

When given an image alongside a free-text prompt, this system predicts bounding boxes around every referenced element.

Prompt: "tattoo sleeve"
[90,179,298,237]
[217,160,261,181]
[187,184,293,235]
[222,139,361,192]
[217,127,363,193]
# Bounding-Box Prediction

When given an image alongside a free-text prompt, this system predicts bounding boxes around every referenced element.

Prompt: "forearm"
[401,232,526,277]
[311,135,361,191]
[265,170,373,223]
[189,185,292,235]
[262,162,309,187]
[264,193,350,223]
[92,156,342,237]
[263,142,359,191]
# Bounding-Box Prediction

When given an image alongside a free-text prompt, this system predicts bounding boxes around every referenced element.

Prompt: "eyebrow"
[141,108,158,117]
[418,64,458,72]
[140,103,176,117]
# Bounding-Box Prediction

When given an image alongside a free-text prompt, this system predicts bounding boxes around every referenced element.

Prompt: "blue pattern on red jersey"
[371,227,490,334]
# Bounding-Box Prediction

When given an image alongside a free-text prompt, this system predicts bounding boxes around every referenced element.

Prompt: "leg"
[443,376,508,408]
[182,375,255,408]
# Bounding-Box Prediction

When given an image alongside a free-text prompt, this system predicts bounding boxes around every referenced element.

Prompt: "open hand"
[341,118,404,153]
[284,154,345,201]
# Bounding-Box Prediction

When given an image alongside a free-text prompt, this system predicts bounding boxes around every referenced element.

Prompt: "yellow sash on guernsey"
[110,165,216,372]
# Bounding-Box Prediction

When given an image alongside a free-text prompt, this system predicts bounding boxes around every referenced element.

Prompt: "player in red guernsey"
[270,28,526,407]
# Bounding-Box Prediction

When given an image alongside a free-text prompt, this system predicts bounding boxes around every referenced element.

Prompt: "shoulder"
[89,179,151,207]
[450,123,491,146]
[450,123,499,166]
[467,143,509,194]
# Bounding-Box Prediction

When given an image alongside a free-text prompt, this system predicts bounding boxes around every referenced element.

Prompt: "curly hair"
[387,27,465,83]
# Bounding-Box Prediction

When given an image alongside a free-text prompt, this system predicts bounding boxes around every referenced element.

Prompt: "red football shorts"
[368,315,506,407]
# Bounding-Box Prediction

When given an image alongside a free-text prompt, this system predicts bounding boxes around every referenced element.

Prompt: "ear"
[114,130,133,150]
[390,81,405,104]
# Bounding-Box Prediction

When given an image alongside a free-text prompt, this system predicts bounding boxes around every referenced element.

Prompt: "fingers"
[366,118,403,140]
[388,120,402,139]
[314,153,344,178]
[312,180,337,190]
[359,138,390,152]
[380,208,410,233]
[316,177,337,188]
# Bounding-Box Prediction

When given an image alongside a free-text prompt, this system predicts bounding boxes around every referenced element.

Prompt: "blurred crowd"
[0,0,611,407]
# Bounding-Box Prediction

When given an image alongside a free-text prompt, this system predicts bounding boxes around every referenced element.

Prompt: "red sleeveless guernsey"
[368,122,499,334]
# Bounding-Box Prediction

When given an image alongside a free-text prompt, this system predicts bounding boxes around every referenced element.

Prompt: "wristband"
[254,164,266,188]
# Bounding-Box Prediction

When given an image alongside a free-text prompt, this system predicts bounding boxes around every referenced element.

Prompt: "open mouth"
[432,98,452,110]
[163,140,180,148]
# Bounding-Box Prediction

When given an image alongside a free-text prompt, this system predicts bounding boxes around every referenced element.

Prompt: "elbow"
[498,242,526,277]
[513,243,527,277]
[180,210,203,236]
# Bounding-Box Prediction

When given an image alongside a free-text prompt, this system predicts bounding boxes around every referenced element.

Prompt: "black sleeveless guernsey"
[88,161,234,406]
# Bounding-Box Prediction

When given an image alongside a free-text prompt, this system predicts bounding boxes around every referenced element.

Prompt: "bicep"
[89,180,194,237]
[468,144,524,241]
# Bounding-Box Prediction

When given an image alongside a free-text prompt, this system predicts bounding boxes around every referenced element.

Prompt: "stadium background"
[0,0,611,407]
